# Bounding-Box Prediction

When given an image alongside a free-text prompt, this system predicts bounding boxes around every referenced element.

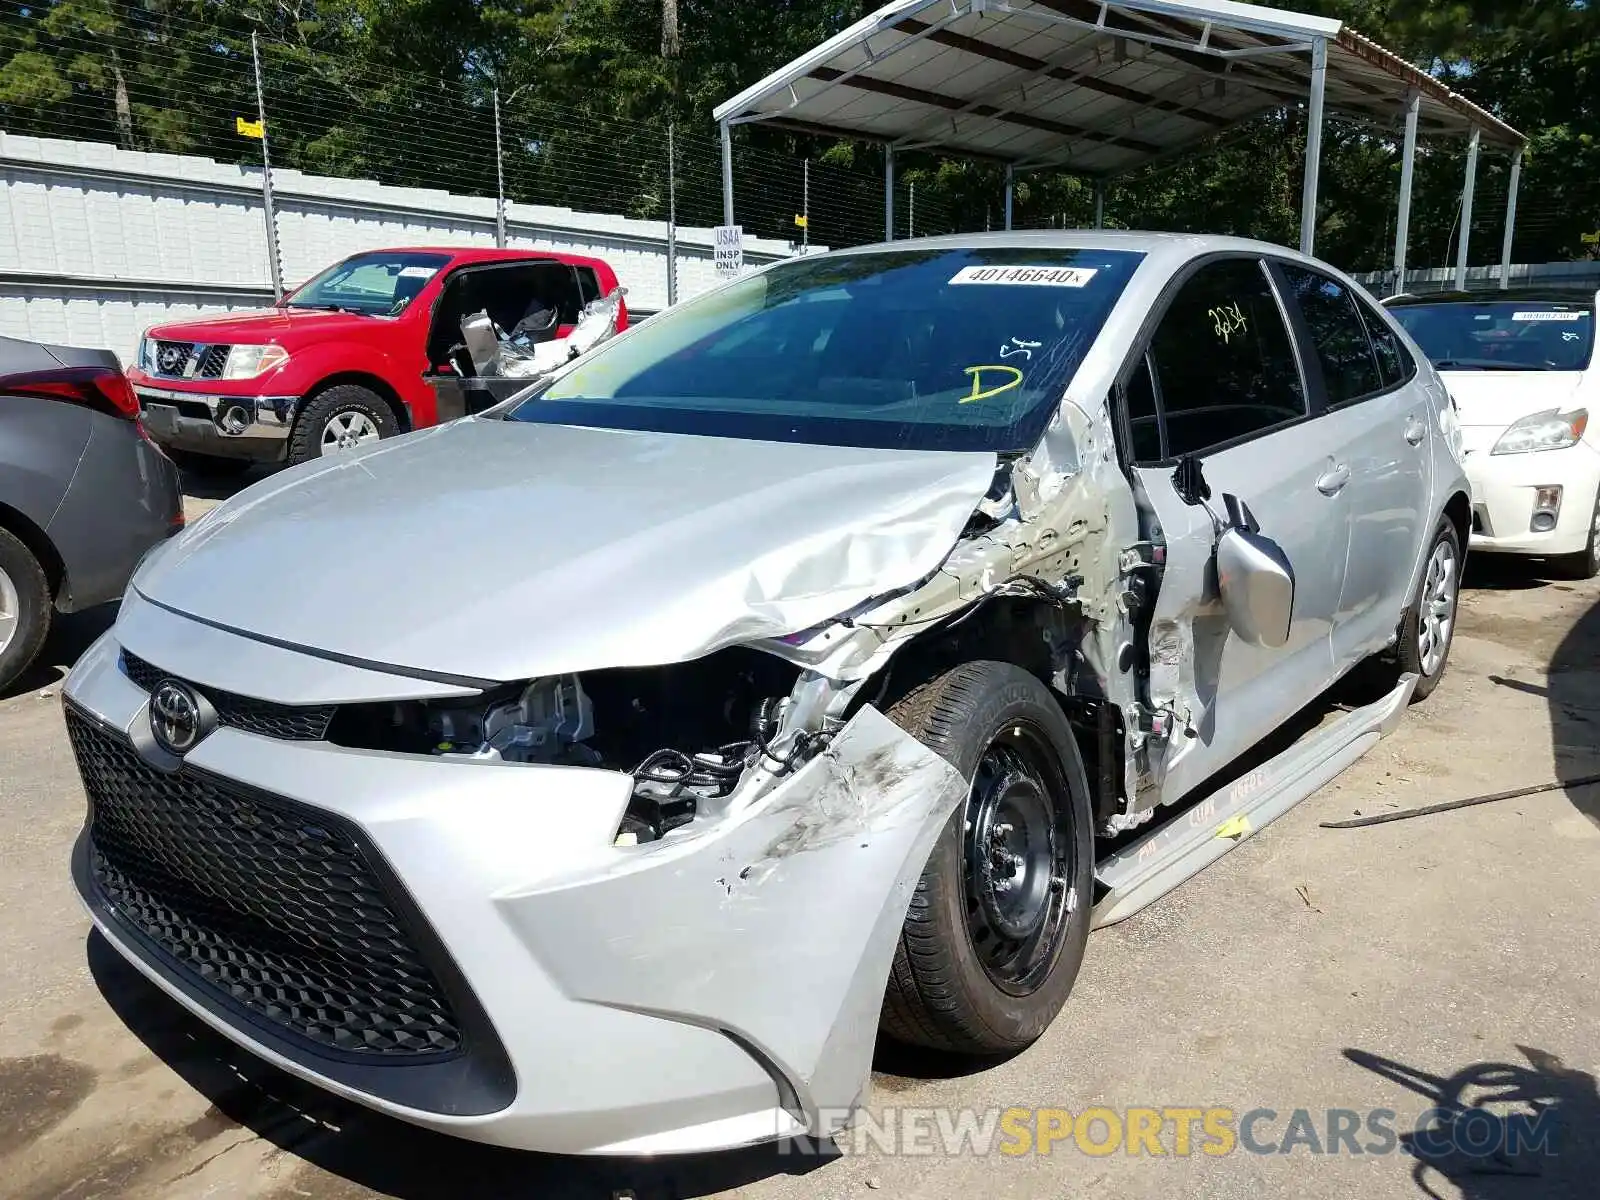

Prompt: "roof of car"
[1384,287,1600,308]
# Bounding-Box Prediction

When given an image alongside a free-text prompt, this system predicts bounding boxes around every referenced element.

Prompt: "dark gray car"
[0,334,183,692]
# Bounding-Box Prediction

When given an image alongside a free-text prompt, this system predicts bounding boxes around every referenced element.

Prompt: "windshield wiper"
[1432,358,1537,371]
[287,302,367,315]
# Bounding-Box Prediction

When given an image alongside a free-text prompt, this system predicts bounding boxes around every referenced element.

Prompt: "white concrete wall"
[0,133,803,367]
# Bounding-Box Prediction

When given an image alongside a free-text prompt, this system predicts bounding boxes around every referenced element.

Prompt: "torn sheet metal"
[500,704,969,1134]
[130,418,999,683]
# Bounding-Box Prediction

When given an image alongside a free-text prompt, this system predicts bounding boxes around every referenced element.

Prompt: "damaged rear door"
[1121,255,1350,809]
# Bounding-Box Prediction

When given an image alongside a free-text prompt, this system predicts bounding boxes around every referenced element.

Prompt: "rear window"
[1390,300,1596,372]
[505,246,1144,453]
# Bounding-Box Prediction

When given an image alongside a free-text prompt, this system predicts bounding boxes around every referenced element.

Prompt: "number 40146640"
[1208,302,1248,344]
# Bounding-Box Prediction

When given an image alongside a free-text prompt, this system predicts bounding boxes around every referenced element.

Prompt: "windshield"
[503,246,1144,452]
[1390,300,1595,372]
[285,251,451,317]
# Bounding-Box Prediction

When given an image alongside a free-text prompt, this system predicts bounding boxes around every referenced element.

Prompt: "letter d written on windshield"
[961,365,1025,404]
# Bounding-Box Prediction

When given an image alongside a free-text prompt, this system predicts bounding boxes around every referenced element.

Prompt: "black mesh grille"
[196,344,231,379]
[153,340,196,377]
[68,708,463,1058]
[120,651,336,742]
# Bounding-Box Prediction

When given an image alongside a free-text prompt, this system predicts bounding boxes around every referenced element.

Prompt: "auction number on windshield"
[1208,301,1249,344]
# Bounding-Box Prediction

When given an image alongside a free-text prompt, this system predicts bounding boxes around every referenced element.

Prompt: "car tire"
[288,385,398,467]
[880,660,1095,1055]
[168,450,253,478]
[1393,515,1463,702]
[1555,487,1600,581]
[0,527,53,696]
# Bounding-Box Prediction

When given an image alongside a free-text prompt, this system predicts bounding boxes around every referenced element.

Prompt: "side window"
[1280,265,1383,405]
[1146,258,1306,459]
[1355,297,1413,388]
[575,267,601,306]
[1121,353,1162,463]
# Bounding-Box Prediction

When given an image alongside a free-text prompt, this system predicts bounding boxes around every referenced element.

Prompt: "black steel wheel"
[880,660,1094,1055]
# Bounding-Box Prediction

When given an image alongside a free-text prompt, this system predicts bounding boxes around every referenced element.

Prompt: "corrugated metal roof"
[713,0,1523,175]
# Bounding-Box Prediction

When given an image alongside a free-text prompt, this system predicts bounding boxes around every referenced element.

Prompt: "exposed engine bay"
[328,649,807,844]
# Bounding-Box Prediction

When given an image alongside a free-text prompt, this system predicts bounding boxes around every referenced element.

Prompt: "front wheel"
[287,385,398,467]
[0,527,52,696]
[1394,516,1463,702]
[880,661,1095,1055]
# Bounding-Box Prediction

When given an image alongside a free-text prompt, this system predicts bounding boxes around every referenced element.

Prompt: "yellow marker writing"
[960,365,1024,404]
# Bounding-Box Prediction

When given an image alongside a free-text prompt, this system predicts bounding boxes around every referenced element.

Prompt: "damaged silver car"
[62,232,1469,1155]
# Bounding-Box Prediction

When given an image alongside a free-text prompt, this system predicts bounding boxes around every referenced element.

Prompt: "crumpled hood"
[134,418,998,683]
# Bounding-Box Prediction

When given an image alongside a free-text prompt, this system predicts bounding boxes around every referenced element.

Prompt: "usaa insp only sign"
[714,225,745,278]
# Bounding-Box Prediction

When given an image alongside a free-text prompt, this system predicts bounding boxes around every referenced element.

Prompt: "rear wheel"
[1554,486,1600,581]
[880,661,1094,1055]
[0,527,52,696]
[1393,516,1462,702]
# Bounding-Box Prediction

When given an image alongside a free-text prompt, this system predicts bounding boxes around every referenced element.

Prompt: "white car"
[1387,289,1600,578]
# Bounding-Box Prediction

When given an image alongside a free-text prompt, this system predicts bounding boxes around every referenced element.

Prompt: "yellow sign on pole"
[794,214,808,229]
[236,116,264,139]
[1582,231,1600,246]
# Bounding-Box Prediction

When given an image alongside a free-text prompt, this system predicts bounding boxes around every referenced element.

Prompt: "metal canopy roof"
[712,0,1524,179]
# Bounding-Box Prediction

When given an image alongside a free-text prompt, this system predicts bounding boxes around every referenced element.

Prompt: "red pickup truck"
[131,247,627,471]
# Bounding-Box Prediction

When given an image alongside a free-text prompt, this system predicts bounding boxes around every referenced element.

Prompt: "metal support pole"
[493,86,507,249]
[1392,88,1419,295]
[885,145,896,241]
[1093,179,1105,229]
[909,181,916,238]
[1455,126,1481,290]
[720,120,734,227]
[1299,36,1327,256]
[1499,147,1522,290]
[251,31,283,302]
[1004,163,1014,231]
[802,158,810,253]
[666,123,678,305]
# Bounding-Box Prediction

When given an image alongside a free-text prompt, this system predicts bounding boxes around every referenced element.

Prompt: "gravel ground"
[2,492,1595,1200]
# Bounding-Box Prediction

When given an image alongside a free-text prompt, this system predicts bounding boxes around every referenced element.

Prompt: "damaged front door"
[1123,257,1350,808]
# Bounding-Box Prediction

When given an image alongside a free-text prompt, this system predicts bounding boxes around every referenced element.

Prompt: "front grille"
[67,708,463,1058]
[153,340,197,377]
[197,344,231,378]
[120,651,336,742]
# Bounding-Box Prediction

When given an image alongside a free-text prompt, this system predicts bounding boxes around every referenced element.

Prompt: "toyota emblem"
[156,344,188,374]
[150,679,212,756]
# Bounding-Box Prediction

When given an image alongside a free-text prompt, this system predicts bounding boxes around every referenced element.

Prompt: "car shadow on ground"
[0,603,117,702]
[176,462,269,502]
[86,933,835,1199]
[1345,1045,1600,1200]
[1538,576,1600,829]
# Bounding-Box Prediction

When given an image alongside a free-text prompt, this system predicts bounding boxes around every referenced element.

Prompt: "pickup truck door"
[1121,256,1349,810]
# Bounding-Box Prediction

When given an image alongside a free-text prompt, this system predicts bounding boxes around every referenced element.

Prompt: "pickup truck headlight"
[1491,408,1588,455]
[222,344,290,379]
[137,336,153,373]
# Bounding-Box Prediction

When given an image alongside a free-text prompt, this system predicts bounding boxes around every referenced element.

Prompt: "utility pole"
[910,180,916,238]
[251,30,283,302]
[666,123,678,304]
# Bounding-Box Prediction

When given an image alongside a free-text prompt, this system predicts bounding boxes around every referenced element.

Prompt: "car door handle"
[1404,416,1427,446]
[1316,463,1351,496]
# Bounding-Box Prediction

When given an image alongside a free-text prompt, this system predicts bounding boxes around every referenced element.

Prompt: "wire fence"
[0,0,1590,295]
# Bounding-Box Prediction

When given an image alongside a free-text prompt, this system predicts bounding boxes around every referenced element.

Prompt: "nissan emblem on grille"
[156,344,188,374]
[149,680,214,755]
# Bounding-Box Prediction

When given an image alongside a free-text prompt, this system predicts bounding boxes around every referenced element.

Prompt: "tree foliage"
[0,0,1593,269]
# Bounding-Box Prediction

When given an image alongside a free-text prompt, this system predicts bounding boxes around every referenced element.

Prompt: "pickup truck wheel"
[0,527,52,696]
[288,386,397,466]
[880,661,1094,1055]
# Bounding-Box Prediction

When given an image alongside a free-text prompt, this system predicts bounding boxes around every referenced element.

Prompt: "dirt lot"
[2,501,1596,1200]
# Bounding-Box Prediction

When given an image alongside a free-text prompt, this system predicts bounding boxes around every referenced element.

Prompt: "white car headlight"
[221,344,290,379]
[1491,408,1588,455]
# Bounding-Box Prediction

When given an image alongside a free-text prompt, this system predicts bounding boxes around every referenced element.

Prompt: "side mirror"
[1216,519,1295,649]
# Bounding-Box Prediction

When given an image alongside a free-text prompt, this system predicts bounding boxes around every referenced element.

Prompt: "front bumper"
[135,385,299,462]
[1462,438,1600,557]
[62,616,966,1154]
